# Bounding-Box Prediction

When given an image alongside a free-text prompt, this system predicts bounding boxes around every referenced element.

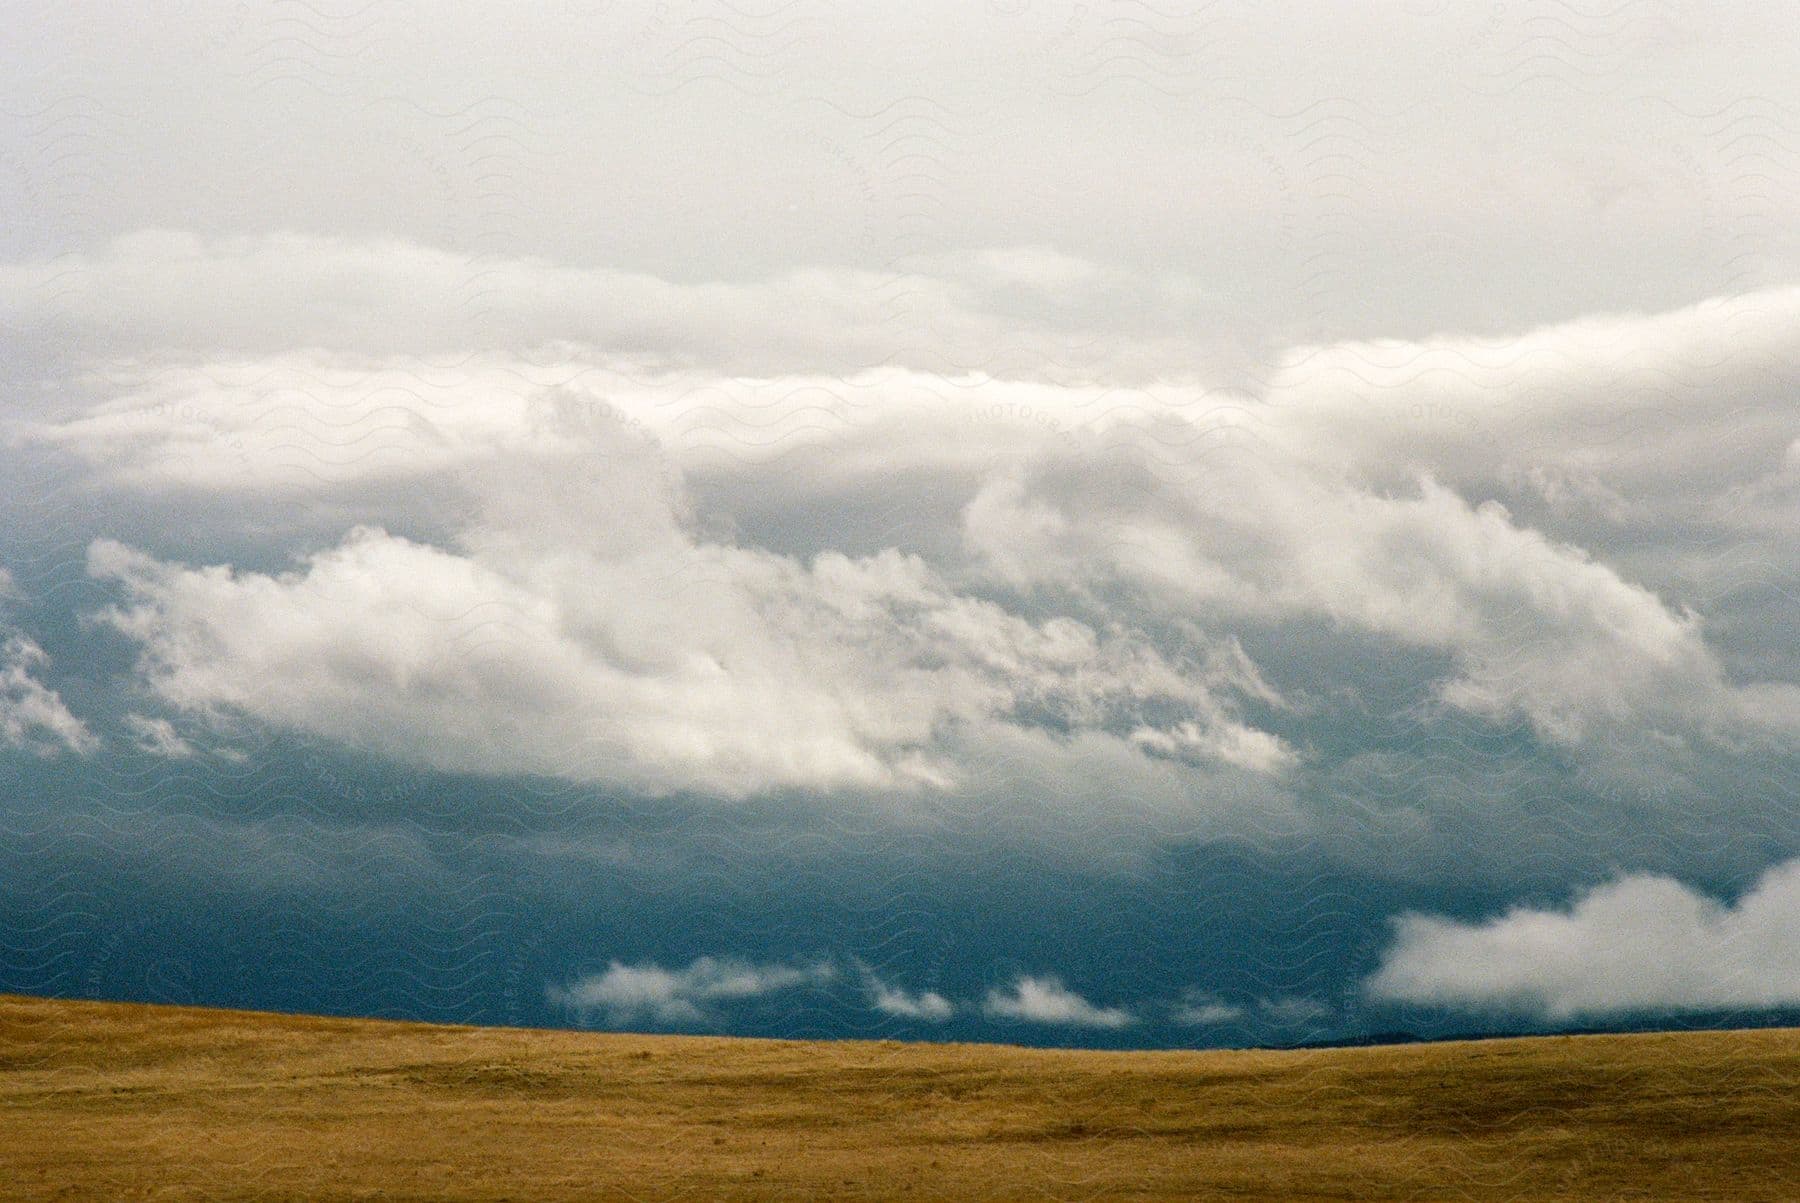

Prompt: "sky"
[2,0,1799,1048]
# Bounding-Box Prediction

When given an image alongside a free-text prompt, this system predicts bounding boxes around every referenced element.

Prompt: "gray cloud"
[22,257,1789,862]
[1170,991,1245,1026]
[8,5,1795,338]
[5,0,1800,1042]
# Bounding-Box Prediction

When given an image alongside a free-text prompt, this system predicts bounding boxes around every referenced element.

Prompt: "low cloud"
[1171,993,1329,1029]
[84,421,1292,804]
[9,232,1800,877]
[1366,858,1800,1019]
[124,713,199,759]
[1256,996,1334,1027]
[1171,991,1246,1026]
[1,633,97,757]
[984,976,1134,1029]
[549,956,836,1029]
[863,972,955,1022]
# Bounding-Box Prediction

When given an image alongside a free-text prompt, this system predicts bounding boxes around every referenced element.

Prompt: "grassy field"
[2,994,1797,1200]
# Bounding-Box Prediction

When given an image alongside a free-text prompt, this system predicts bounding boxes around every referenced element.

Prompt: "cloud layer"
[5,3,1799,1048]
[2,233,1781,871]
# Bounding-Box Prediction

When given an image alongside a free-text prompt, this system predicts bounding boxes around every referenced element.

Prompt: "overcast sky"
[2,1,1798,1045]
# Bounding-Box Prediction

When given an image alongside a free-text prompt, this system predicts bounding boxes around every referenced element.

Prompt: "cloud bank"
[5,2,1800,1049]
[6,234,1782,870]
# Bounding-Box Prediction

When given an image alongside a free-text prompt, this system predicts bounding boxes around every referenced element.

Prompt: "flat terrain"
[2,994,1796,1201]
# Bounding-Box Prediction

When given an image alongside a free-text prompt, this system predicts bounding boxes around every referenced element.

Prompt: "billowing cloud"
[4,2,1799,1054]
[0,225,1780,886]
[19,254,1787,855]
[1366,858,1800,1019]
[82,412,1293,805]
[1265,289,1800,542]
[962,440,1790,762]
[549,956,836,1028]
[983,976,1134,1028]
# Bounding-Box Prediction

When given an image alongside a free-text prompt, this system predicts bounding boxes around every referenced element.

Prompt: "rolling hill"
[3,993,1796,1200]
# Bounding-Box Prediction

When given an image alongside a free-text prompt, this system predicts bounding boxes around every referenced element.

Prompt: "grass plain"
[2,993,1797,1200]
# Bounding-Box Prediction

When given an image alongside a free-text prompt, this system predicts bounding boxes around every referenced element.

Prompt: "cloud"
[123,713,199,759]
[1,633,97,757]
[1366,858,1800,1019]
[548,956,836,1029]
[0,231,1218,382]
[961,429,1797,767]
[10,349,1201,504]
[82,417,1293,804]
[983,976,1134,1028]
[1264,289,1800,541]
[1169,992,1332,1031]
[863,972,955,1021]
[1170,991,1246,1026]
[10,232,1800,864]
[1256,996,1334,1027]
[1131,719,1297,776]
[5,5,1799,1053]
[985,461,1650,706]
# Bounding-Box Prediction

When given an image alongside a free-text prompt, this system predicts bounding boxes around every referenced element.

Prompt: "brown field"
[2,994,1797,1201]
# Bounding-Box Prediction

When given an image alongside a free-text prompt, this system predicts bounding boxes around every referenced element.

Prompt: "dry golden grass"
[2,994,1797,1200]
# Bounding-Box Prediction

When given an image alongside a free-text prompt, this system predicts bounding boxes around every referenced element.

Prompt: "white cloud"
[1264,289,1800,536]
[549,955,835,1029]
[123,713,199,759]
[864,972,955,1021]
[12,348,1196,501]
[962,428,1791,761]
[1366,858,1800,1019]
[1131,719,1297,776]
[983,975,1134,1029]
[83,420,1292,803]
[14,4,1800,355]
[1,633,97,757]
[9,233,1800,848]
[0,231,1217,382]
